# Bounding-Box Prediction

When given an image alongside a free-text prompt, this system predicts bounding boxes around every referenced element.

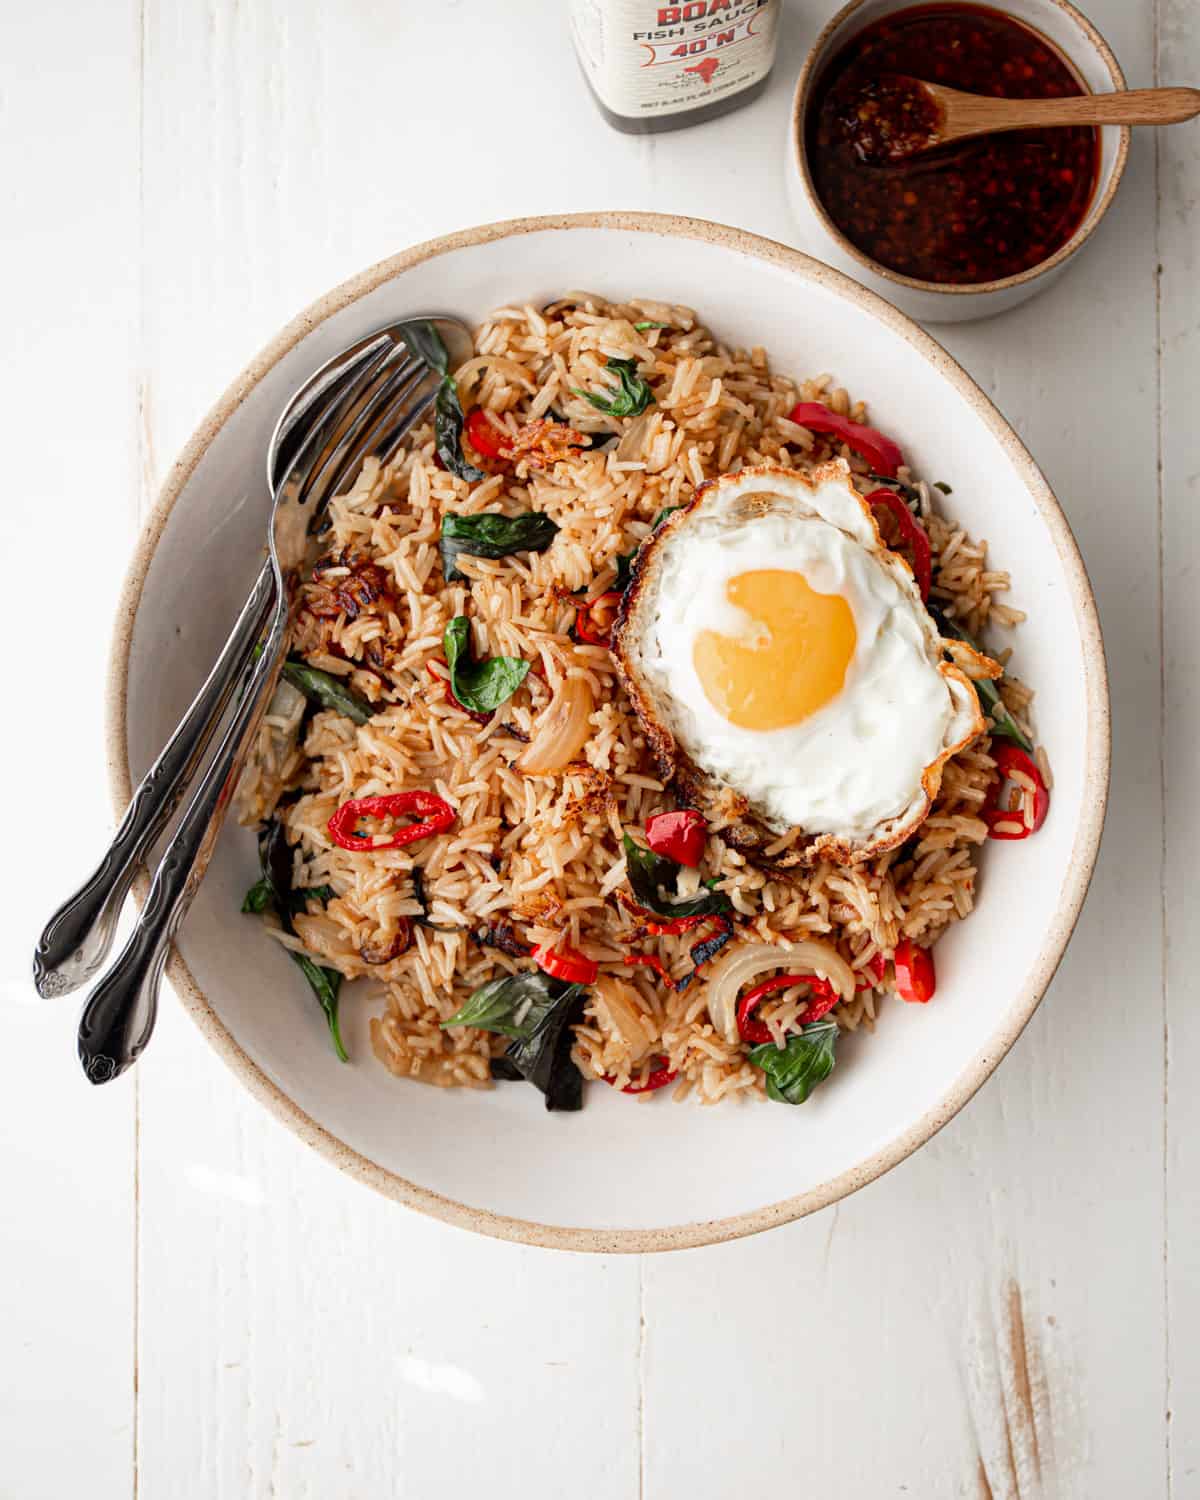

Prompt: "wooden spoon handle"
[955,86,1200,132]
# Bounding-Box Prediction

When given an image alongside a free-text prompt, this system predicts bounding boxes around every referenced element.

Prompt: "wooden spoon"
[858,78,1200,162]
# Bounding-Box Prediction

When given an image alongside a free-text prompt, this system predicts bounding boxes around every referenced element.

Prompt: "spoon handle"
[959,86,1200,132]
[32,560,275,998]
[75,601,288,1084]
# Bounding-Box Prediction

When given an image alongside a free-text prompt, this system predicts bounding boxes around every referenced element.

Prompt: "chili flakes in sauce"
[806,2,1100,285]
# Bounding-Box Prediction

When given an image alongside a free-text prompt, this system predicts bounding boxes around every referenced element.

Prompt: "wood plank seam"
[1152,5,1173,1500]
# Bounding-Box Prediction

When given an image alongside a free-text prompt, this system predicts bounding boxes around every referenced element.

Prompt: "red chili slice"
[463,407,508,460]
[607,1056,678,1094]
[894,939,936,1003]
[788,401,904,477]
[532,941,599,986]
[644,914,711,937]
[621,952,674,987]
[855,952,888,991]
[686,915,733,974]
[574,591,623,648]
[983,744,1050,840]
[645,809,707,868]
[866,489,933,601]
[623,914,732,994]
[736,973,841,1045]
[327,791,455,852]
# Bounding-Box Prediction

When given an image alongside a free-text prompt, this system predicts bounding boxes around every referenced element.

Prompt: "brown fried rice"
[235,292,1038,1106]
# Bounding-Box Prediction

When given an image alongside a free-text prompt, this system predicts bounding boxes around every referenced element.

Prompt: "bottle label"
[571,0,780,120]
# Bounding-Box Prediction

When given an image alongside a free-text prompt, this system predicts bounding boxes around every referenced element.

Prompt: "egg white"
[638,467,980,842]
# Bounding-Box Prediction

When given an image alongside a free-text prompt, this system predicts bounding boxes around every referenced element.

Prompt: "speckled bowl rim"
[788,0,1131,297]
[107,211,1110,1253]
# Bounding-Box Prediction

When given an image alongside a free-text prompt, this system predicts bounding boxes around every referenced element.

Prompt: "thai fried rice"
[235,292,1045,1106]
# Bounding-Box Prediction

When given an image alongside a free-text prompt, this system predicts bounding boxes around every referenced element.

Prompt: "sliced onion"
[615,410,657,463]
[704,940,856,1045]
[516,674,594,775]
[292,911,357,965]
[454,354,538,397]
[594,976,654,1055]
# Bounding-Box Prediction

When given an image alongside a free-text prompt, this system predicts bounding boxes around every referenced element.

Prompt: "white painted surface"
[0,0,1193,1495]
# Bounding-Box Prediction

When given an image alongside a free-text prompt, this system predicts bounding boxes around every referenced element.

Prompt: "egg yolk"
[693,569,857,731]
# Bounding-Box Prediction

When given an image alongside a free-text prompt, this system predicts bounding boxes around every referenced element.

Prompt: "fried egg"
[612,461,991,865]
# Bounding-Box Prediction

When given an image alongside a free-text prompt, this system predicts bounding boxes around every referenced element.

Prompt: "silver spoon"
[44,317,470,1081]
[32,334,385,998]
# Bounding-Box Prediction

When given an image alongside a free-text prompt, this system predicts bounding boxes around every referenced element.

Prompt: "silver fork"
[58,316,471,1082]
[32,331,395,999]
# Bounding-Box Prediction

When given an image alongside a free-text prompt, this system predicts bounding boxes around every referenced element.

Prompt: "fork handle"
[33,560,275,999]
[76,600,289,1083]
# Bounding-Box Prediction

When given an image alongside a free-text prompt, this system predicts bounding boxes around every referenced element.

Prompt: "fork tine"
[299,351,426,510]
[375,382,439,468]
[308,359,433,507]
[269,334,396,491]
[271,342,403,510]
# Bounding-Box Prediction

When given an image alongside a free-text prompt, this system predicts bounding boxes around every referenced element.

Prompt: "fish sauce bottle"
[570,0,782,134]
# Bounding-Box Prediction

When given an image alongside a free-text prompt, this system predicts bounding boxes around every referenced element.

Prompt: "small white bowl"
[787,0,1130,323]
[109,213,1109,1251]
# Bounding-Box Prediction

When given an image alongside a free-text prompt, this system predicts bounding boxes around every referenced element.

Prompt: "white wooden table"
[4,1,1197,1494]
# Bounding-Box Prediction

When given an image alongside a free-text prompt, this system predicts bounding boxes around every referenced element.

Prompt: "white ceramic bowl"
[786,0,1130,324]
[110,213,1109,1251]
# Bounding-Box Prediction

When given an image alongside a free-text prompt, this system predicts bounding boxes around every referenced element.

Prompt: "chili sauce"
[806,3,1100,284]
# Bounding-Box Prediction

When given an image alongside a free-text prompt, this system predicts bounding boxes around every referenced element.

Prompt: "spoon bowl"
[859,77,1200,162]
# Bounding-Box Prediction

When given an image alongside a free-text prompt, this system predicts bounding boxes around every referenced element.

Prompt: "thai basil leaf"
[281,659,377,725]
[650,505,682,530]
[748,1020,839,1105]
[440,510,560,583]
[541,1018,585,1112]
[436,378,485,482]
[451,973,587,1111]
[927,605,1033,752]
[243,817,348,1062]
[572,357,655,418]
[411,866,457,932]
[243,873,333,917]
[443,615,530,714]
[241,878,274,914]
[397,319,484,484]
[289,884,335,913]
[399,319,450,377]
[291,952,347,1063]
[441,971,584,1040]
[258,818,296,934]
[622,832,732,919]
[497,985,586,1111]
